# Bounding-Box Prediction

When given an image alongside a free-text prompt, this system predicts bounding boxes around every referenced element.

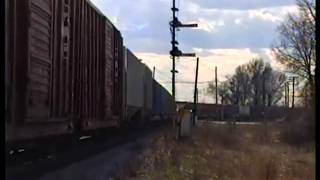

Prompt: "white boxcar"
[143,64,153,118]
[125,48,153,123]
[126,48,144,117]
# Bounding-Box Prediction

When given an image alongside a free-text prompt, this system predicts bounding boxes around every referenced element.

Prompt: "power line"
[178,58,216,76]
[159,81,213,84]
[155,69,172,80]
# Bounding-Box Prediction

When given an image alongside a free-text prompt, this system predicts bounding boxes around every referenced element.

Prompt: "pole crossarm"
[180,53,196,57]
[176,23,198,28]
[171,17,198,28]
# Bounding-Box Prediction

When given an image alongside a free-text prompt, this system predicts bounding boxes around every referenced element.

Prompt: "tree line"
[208,58,286,106]
[208,0,315,109]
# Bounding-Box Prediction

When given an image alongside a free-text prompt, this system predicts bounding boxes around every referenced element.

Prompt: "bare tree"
[272,0,315,105]
[208,58,286,107]
[235,65,252,106]
[227,75,240,105]
[218,81,231,105]
[267,71,287,106]
[207,80,232,104]
[247,58,265,106]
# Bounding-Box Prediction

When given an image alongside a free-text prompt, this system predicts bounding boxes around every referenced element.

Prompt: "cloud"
[177,5,299,50]
[195,18,225,32]
[135,47,282,103]
[248,9,282,22]
[137,48,260,82]
[234,18,242,24]
[184,0,296,10]
[261,48,286,71]
[89,0,298,103]
[134,52,172,84]
[91,0,298,52]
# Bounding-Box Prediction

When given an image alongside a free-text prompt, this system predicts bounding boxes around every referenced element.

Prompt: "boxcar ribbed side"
[122,46,128,121]
[162,85,176,119]
[126,48,144,122]
[6,0,176,145]
[71,0,121,130]
[152,80,162,118]
[5,0,124,143]
[152,80,176,120]
[113,28,125,121]
[6,0,73,143]
[143,65,153,121]
[104,18,114,120]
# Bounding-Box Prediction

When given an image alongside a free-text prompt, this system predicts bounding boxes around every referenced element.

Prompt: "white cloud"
[192,48,203,53]
[135,53,171,72]
[249,10,282,22]
[134,48,262,102]
[135,48,286,103]
[194,18,225,32]
[234,18,242,24]
[186,0,297,10]
[89,0,299,102]
[280,5,299,15]
[181,4,298,25]
[183,0,201,14]
[262,48,286,71]
[247,6,298,22]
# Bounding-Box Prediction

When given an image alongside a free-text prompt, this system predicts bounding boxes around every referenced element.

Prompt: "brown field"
[113,119,315,180]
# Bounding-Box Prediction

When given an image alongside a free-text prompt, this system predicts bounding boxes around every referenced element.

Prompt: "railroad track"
[6,120,170,180]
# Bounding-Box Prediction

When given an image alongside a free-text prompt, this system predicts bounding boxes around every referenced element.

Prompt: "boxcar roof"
[86,0,121,32]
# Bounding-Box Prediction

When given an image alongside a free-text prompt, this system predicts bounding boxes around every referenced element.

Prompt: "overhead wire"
[158,81,213,84]
[155,69,172,80]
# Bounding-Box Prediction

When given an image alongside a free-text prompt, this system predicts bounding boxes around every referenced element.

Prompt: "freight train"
[5,0,176,148]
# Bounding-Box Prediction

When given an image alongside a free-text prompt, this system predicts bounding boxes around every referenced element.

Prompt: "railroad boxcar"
[71,0,125,131]
[5,0,124,145]
[160,85,176,119]
[112,27,125,124]
[5,0,175,148]
[152,80,162,119]
[125,48,153,125]
[6,0,74,144]
[125,48,144,123]
[143,64,153,121]
[152,80,176,120]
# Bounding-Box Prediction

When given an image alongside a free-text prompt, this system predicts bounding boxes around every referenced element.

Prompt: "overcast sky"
[91,0,298,103]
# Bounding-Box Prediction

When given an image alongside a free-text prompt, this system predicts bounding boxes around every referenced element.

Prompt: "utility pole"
[193,57,199,126]
[262,71,266,107]
[284,82,288,108]
[171,0,177,100]
[170,0,197,101]
[285,82,288,107]
[152,66,155,79]
[286,82,290,108]
[215,66,218,104]
[292,77,295,108]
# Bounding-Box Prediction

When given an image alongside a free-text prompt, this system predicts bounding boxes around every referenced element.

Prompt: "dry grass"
[279,111,315,147]
[115,120,315,180]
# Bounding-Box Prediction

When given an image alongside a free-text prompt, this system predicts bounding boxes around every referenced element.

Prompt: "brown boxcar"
[112,28,125,122]
[6,0,74,143]
[5,0,124,144]
[71,0,123,131]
